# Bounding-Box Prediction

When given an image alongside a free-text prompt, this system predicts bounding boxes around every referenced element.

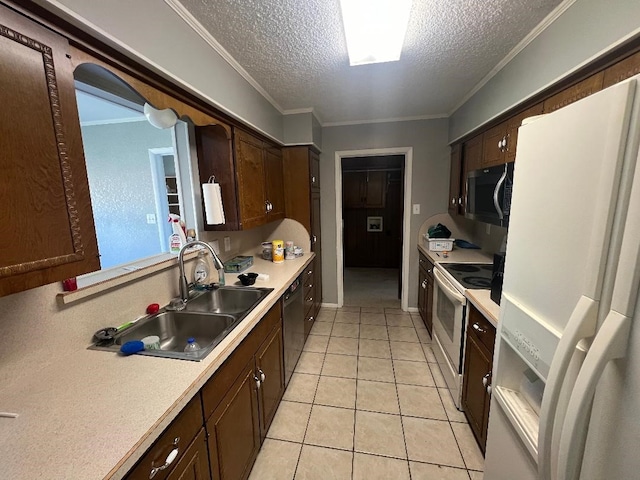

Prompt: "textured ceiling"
[178,0,563,125]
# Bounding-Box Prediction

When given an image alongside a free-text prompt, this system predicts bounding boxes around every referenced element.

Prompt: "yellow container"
[272,240,284,263]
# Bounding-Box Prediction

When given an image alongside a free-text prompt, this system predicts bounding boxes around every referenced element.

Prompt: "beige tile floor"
[249,306,484,480]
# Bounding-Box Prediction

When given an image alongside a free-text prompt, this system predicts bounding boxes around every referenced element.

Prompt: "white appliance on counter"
[432,262,493,409]
[484,74,640,480]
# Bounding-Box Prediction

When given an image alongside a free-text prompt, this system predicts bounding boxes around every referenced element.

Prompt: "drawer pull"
[149,437,180,479]
[307,283,313,288]
[307,270,313,275]
[307,297,313,302]
[259,369,266,382]
[472,323,486,334]
[308,316,314,322]
[254,375,261,389]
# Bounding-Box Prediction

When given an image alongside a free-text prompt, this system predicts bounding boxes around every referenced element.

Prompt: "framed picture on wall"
[367,216,383,232]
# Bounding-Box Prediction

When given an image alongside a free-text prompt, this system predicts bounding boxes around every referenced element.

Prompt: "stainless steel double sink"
[92,286,273,361]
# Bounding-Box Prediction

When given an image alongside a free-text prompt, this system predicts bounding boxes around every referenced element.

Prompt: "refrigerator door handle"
[557,310,631,480]
[493,166,507,220]
[538,295,598,480]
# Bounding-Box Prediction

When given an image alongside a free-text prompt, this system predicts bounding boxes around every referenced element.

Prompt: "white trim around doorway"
[335,146,414,311]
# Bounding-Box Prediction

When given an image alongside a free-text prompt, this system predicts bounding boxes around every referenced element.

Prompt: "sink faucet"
[178,240,225,302]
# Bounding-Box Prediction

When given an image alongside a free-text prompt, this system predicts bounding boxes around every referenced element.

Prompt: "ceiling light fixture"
[339,0,412,66]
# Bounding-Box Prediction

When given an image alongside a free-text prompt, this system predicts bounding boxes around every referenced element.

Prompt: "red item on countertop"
[146,303,160,314]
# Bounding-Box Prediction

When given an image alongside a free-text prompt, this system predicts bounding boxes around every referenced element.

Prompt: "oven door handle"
[433,269,466,304]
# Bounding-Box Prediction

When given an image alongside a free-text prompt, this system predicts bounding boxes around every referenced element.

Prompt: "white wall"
[36,0,285,141]
[320,119,450,307]
[450,0,640,141]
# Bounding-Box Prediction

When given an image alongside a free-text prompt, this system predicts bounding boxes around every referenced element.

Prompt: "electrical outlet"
[146,213,156,224]
[224,236,231,252]
[212,240,220,254]
[412,204,420,215]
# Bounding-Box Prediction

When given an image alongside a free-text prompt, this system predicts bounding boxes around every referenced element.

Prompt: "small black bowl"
[238,272,258,286]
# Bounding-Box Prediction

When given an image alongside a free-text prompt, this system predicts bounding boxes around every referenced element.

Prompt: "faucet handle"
[166,298,187,311]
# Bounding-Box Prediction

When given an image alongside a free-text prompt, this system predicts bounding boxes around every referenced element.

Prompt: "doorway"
[335,147,413,310]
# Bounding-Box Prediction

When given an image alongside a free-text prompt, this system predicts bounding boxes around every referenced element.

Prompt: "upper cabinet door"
[0,5,99,296]
[448,144,462,216]
[264,145,285,221]
[235,130,267,230]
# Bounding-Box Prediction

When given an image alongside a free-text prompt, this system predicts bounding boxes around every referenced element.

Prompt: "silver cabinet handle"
[421,280,427,289]
[311,175,316,184]
[458,197,463,206]
[472,323,486,334]
[307,297,313,302]
[482,373,490,387]
[427,269,432,274]
[265,201,270,213]
[149,437,180,479]
[307,283,313,288]
[254,375,261,389]
[308,316,314,322]
[259,369,266,382]
[312,235,317,244]
[451,197,456,205]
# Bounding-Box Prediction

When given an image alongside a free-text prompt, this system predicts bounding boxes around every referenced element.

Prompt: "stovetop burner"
[461,276,492,288]
[441,263,493,290]
[447,264,481,273]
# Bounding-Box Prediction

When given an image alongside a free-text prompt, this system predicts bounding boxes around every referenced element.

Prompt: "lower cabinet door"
[167,428,210,480]
[256,325,285,439]
[207,361,261,480]
[461,333,492,452]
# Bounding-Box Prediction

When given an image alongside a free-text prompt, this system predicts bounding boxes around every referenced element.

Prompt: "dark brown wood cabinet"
[481,103,544,169]
[301,257,320,338]
[282,145,323,323]
[166,429,211,480]
[202,302,284,480]
[448,144,462,216]
[255,324,285,440]
[343,170,387,208]
[125,395,206,480]
[0,3,100,297]
[543,72,604,113]
[234,130,284,230]
[462,304,496,453]
[417,252,434,335]
[603,50,640,88]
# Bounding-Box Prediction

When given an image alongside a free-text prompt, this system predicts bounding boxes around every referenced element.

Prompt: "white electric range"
[432,262,493,409]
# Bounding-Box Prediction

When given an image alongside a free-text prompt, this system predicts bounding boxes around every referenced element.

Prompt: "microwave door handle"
[493,167,508,220]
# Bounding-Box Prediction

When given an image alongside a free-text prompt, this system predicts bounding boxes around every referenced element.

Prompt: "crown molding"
[164,0,284,114]
[323,113,448,128]
[449,0,577,116]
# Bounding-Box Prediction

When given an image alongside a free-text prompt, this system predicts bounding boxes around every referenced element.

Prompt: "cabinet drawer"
[304,284,316,316]
[418,252,434,274]
[202,302,281,419]
[125,395,203,480]
[468,304,496,354]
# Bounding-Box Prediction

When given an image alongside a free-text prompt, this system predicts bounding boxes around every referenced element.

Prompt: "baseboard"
[407,307,419,313]
[320,302,339,309]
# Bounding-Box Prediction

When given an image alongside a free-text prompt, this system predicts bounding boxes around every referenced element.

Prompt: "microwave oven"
[465,162,514,227]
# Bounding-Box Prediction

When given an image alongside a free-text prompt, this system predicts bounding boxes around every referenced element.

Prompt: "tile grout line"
[388,310,413,479]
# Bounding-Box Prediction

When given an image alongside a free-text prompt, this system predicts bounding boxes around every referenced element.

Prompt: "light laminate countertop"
[0,254,313,480]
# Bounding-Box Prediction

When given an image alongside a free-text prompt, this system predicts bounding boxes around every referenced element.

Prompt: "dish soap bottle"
[184,337,201,354]
[193,250,210,287]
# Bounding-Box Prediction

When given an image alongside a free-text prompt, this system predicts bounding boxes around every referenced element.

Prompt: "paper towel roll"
[202,182,225,225]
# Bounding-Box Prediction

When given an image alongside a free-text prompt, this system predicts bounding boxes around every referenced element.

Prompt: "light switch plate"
[412,204,420,214]
[146,213,156,224]
[224,236,231,252]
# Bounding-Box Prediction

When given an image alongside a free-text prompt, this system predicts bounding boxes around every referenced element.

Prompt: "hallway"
[248,306,484,480]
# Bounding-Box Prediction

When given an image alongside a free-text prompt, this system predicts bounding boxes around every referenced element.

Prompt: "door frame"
[335,146,413,311]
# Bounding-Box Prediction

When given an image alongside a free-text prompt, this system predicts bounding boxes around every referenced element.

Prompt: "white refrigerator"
[484,74,640,480]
